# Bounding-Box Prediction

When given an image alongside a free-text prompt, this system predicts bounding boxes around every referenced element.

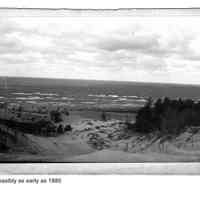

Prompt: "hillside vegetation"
[133,97,200,139]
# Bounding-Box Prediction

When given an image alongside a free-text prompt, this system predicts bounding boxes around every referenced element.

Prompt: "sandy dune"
[2,118,200,162]
[66,149,200,163]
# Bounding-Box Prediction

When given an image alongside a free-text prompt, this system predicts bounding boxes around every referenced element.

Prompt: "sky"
[1,16,200,84]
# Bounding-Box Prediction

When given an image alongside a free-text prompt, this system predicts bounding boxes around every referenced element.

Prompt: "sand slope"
[66,149,200,163]
[2,119,200,162]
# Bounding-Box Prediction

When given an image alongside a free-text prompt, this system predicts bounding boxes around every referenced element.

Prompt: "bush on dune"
[50,110,63,123]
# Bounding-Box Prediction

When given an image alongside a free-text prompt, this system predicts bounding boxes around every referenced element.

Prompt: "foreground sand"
[1,115,200,162]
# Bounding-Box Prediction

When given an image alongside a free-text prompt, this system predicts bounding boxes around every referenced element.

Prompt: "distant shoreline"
[1,76,200,87]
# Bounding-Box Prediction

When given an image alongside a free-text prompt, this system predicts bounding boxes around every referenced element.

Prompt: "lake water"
[1,77,200,111]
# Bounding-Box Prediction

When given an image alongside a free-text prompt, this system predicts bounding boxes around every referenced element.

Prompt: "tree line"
[133,97,200,138]
[0,118,72,137]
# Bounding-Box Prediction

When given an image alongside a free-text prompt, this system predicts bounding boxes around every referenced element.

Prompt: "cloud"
[96,34,160,53]
[0,16,200,84]
[95,30,197,60]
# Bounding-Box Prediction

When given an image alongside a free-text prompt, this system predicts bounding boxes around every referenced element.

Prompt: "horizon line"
[1,75,200,87]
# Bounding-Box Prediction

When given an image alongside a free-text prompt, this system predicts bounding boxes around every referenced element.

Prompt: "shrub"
[57,124,64,134]
[64,125,72,132]
[50,110,63,123]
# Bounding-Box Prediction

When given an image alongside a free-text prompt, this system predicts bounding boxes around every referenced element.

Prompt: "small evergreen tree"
[57,124,64,134]
[101,112,107,121]
[50,110,62,123]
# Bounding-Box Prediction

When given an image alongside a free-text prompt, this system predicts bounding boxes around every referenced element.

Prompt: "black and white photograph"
[1,8,200,167]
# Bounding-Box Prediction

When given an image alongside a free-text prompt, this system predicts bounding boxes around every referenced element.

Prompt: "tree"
[57,124,64,134]
[135,98,155,133]
[101,112,107,121]
[50,110,62,123]
[133,97,200,137]
[160,108,180,137]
